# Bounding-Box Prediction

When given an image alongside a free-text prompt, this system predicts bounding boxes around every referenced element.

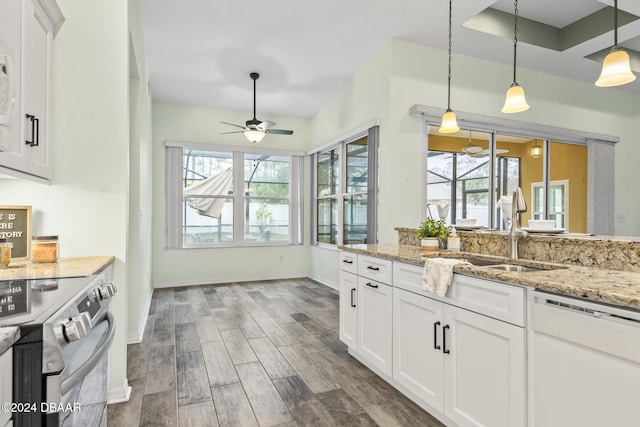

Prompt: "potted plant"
[415,218,450,251]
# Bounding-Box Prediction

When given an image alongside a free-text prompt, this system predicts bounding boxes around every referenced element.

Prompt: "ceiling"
[141,0,640,120]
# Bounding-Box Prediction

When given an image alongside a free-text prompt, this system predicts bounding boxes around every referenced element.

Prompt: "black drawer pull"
[443,324,450,354]
[365,282,378,289]
[366,266,380,271]
[434,321,441,350]
[342,259,353,264]
[350,288,356,307]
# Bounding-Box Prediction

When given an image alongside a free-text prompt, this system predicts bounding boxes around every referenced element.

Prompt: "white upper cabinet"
[0,0,63,181]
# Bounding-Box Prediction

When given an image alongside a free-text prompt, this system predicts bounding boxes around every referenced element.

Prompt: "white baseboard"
[127,289,153,344]
[307,274,338,291]
[153,273,307,289]
[108,379,132,404]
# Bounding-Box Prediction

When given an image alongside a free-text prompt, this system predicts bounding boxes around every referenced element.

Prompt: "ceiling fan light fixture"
[596,47,636,87]
[244,129,265,143]
[502,83,530,113]
[439,0,460,135]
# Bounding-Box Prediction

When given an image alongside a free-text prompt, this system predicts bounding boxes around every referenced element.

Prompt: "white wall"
[151,103,312,287]
[127,0,154,344]
[0,0,132,400]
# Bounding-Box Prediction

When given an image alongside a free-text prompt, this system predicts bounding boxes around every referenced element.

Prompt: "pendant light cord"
[614,0,618,47]
[512,0,519,84]
[447,0,453,109]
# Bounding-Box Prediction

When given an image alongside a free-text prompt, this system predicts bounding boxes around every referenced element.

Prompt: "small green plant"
[415,218,451,240]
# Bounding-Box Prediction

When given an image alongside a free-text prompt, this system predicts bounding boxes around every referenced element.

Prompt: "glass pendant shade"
[595,48,636,87]
[501,83,530,113]
[439,109,460,134]
[244,129,265,143]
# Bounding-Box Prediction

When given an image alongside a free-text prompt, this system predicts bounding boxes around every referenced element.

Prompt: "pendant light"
[439,0,460,134]
[530,140,541,158]
[502,0,530,114]
[595,0,636,87]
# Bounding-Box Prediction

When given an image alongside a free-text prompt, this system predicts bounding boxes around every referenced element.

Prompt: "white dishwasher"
[530,291,640,427]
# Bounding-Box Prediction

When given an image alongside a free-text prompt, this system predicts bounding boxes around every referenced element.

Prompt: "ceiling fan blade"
[267,129,294,135]
[257,120,276,130]
[221,121,246,129]
[220,130,246,135]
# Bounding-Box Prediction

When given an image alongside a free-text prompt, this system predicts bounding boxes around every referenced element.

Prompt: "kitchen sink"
[487,264,544,272]
[462,258,504,267]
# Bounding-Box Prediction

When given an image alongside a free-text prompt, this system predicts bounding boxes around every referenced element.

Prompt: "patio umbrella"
[183,167,233,219]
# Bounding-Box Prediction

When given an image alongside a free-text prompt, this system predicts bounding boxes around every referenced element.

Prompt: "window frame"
[165,141,304,248]
[310,124,379,247]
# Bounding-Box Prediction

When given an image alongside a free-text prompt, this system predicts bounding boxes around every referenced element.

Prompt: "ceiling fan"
[221,72,294,143]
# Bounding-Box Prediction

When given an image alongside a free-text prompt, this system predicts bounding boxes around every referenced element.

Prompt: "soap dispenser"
[448,226,460,252]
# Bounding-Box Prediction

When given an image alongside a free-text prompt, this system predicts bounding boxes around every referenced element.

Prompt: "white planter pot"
[421,238,440,251]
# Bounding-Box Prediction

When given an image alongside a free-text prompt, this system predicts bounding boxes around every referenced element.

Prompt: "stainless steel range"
[0,264,116,426]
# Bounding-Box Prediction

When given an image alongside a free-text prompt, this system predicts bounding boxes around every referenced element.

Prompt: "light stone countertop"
[340,244,640,311]
[0,256,115,281]
[0,327,19,355]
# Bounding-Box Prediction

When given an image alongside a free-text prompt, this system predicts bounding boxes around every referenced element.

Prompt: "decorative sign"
[0,205,31,260]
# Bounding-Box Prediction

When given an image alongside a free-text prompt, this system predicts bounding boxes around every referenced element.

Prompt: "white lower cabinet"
[393,286,525,427]
[340,254,526,427]
[357,276,392,377]
[339,270,358,349]
[0,349,12,427]
[393,287,444,411]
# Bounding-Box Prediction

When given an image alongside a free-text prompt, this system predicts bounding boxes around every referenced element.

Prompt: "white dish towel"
[422,258,471,297]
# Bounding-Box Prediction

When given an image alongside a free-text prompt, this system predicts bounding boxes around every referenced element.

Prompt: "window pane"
[245,198,289,243]
[550,141,587,232]
[346,137,368,193]
[344,194,367,244]
[317,198,338,244]
[183,197,233,244]
[245,154,289,197]
[318,148,339,196]
[182,150,234,244]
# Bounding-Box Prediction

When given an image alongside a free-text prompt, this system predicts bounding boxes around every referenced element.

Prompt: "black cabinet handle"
[25,114,39,147]
[342,259,353,264]
[434,321,441,350]
[350,288,356,307]
[365,282,378,289]
[443,324,450,354]
[366,265,380,271]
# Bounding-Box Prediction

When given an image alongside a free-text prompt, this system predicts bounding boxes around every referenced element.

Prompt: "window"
[532,180,568,229]
[311,125,378,245]
[166,142,303,248]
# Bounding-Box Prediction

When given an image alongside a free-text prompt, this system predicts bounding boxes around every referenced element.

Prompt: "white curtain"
[183,167,233,219]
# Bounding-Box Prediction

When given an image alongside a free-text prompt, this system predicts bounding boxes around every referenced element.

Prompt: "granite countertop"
[340,244,640,311]
[0,256,115,281]
[0,327,20,355]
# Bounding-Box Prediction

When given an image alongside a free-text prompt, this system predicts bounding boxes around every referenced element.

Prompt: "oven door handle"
[61,311,116,395]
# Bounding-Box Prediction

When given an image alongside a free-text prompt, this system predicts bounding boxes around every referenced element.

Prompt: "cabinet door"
[0,0,24,162]
[357,276,392,376]
[22,0,52,178]
[339,270,358,348]
[443,305,525,427]
[393,287,444,412]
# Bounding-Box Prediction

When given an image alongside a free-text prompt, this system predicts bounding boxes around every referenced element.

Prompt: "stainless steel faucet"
[509,187,528,259]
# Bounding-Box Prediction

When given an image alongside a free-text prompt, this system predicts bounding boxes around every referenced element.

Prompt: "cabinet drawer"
[339,251,358,274]
[358,254,392,285]
[393,262,433,297]
[447,275,525,326]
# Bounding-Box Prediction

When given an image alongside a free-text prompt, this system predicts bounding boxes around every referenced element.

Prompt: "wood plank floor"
[107,279,445,427]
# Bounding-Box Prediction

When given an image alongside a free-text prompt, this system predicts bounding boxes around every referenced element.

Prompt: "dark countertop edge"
[0,326,20,355]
